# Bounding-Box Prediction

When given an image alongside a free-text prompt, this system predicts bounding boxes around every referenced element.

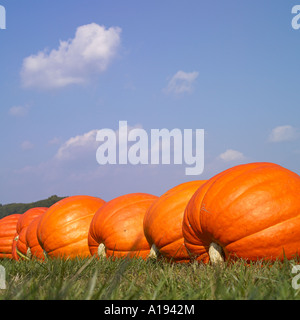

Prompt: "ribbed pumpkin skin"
[89,193,158,259]
[143,181,207,263]
[182,162,300,263]
[16,207,48,259]
[26,215,45,260]
[37,196,105,259]
[88,231,99,257]
[0,214,22,259]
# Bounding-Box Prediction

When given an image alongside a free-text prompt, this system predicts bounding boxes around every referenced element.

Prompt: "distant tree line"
[0,195,67,219]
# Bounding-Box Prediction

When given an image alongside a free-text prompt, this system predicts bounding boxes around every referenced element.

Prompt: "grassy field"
[0,256,299,300]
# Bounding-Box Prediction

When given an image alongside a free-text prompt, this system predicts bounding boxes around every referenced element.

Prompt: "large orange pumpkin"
[37,195,105,259]
[0,214,22,259]
[14,207,48,260]
[182,162,300,263]
[26,214,45,260]
[89,193,158,259]
[143,180,207,263]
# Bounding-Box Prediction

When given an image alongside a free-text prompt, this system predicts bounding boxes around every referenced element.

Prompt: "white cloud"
[268,125,299,142]
[9,105,29,117]
[13,126,147,196]
[55,129,99,161]
[11,124,209,203]
[21,140,34,150]
[21,23,122,89]
[48,137,61,145]
[55,124,143,162]
[164,70,199,95]
[219,149,245,162]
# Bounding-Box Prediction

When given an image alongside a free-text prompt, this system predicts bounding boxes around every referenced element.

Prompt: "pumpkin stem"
[97,243,106,258]
[209,242,225,265]
[16,247,30,261]
[43,250,48,260]
[148,244,159,259]
[14,235,30,261]
[26,247,32,259]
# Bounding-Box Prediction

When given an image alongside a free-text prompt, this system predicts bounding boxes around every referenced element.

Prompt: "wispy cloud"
[13,126,197,203]
[48,137,61,145]
[9,105,29,117]
[164,70,199,95]
[54,130,99,161]
[21,23,122,90]
[55,124,143,162]
[218,149,245,162]
[268,125,299,142]
[21,140,34,150]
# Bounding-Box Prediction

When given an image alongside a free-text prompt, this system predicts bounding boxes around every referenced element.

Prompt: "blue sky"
[0,0,300,204]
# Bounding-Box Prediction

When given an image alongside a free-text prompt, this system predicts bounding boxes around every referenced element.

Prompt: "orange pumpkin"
[182,162,300,264]
[0,214,22,259]
[26,214,45,260]
[89,193,158,259]
[37,195,105,259]
[143,180,207,263]
[14,207,48,260]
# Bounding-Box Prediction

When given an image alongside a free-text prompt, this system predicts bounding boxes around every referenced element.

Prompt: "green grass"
[0,256,300,300]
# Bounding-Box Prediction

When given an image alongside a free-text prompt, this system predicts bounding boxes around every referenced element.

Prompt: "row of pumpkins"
[0,162,300,264]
